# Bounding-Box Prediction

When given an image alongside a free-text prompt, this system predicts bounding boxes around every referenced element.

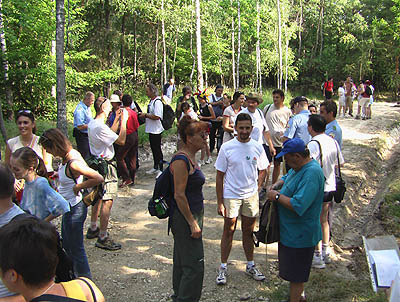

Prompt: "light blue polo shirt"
[73,101,93,134]
[283,110,311,144]
[326,119,342,149]
[278,159,324,248]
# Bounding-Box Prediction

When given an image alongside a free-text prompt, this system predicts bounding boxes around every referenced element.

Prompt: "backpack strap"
[65,160,77,184]
[30,294,85,302]
[334,140,342,177]
[310,139,323,168]
[170,153,192,172]
[77,278,97,302]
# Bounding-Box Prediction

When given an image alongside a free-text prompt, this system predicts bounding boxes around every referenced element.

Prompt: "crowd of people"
[323,76,375,120]
[0,79,351,302]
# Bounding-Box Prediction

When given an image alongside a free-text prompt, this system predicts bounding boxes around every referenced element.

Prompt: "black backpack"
[253,200,280,246]
[156,98,175,130]
[148,155,191,219]
[365,85,373,96]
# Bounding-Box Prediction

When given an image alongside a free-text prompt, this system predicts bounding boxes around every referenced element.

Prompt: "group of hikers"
[322,77,375,120]
[0,78,351,302]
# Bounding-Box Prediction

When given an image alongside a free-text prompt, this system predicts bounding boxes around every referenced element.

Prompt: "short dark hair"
[215,84,224,90]
[0,216,59,286]
[122,94,133,107]
[272,89,284,98]
[181,102,190,112]
[308,114,327,133]
[0,163,15,199]
[308,104,317,111]
[233,91,244,101]
[178,116,208,144]
[113,90,123,98]
[235,113,252,126]
[292,96,308,105]
[320,100,337,118]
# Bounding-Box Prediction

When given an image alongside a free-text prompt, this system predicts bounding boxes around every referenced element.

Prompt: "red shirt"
[324,81,334,92]
[126,107,139,134]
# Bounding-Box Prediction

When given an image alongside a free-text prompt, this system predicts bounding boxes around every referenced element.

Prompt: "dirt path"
[84,102,400,302]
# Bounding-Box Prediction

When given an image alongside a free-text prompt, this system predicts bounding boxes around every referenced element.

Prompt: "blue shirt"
[74,101,93,134]
[0,204,24,298]
[21,177,70,220]
[278,160,324,248]
[284,110,311,144]
[326,119,342,149]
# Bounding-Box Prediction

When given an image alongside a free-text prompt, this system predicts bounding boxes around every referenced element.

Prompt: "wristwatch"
[275,193,280,201]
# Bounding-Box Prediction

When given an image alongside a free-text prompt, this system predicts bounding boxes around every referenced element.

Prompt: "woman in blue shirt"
[10,147,69,221]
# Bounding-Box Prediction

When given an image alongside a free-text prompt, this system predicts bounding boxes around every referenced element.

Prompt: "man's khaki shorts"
[102,162,118,201]
[223,192,259,218]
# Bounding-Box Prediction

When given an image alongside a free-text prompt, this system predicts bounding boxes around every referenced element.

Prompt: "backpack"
[156,98,175,130]
[365,85,373,96]
[253,200,280,246]
[148,154,191,219]
[211,94,223,118]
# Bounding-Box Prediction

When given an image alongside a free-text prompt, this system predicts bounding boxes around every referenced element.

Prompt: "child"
[10,147,69,221]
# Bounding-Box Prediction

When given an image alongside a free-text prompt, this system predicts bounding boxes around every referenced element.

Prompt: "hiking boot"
[245,265,266,281]
[312,254,326,269]
[86,227,100,239]
[216,267,227,285]
[323,253,332,264]
[95,236,122,251]
[349,113,353,117]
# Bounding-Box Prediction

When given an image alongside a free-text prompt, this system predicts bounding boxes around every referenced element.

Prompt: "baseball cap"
[275,138,306,158]
[110,94,121,103]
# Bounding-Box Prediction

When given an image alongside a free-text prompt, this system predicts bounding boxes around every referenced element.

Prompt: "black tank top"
[199,103,211,118]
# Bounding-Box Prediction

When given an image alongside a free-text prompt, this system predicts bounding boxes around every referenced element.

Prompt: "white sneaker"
[155,170,162,178]
[205,157,212,164]
[312,254,326,269]
[198,159,205,166]
[245,265,265,281]
[146,168,157,175]
[216,267,227,285]
[323,252,332,264]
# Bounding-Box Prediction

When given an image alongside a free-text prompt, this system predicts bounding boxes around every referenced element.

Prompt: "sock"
[247,260,255,268]
[220,263,227,269]
[90,222,97,231]
[314,250,321,258]
[99,231,107,240]
[322,243,329,255]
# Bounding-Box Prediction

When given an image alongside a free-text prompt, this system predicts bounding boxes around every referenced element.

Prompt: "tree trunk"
[120,13,126,70]
[133,15,137,79]
[236,0,241,89]
[277,0,283,89]
[161,0,167,85]
[189,0,195,87]
[319,0,324,56]
[172,27,179,78]
[231,0,236,90]
[56,0,67,136]
[0,0,13,120]
[285,35,289,93]
[256,0,262,93]
[154,22,159,76]
[51,40,56,97]
[298,0,303,56]
[195,0,204,90]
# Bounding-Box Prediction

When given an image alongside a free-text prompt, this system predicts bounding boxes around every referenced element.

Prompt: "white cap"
[110,94,121,103]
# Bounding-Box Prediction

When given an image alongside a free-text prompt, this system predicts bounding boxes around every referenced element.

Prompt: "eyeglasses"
[18,109,32,114]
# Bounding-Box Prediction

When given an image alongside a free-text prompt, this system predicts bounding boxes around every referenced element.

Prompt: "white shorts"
[359,97,370,108]
[223,192,259,218]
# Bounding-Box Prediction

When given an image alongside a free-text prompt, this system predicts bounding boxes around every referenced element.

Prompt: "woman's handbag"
[333,142,346,203]
[253,199,280,246]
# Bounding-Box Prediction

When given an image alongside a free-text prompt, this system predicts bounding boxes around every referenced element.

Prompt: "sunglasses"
[18,109,32,114]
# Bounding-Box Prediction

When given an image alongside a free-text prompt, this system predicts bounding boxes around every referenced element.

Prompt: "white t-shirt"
[263,104,291,147]
[145,97,164,134]
[338,87,345,102]
[215,138,269,199]
[88,119,119,160]
[240,108,269,145]
[307,133,344,192]
[180,109,198,121]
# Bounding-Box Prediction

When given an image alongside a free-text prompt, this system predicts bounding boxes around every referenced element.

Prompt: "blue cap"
[275,138,306,158]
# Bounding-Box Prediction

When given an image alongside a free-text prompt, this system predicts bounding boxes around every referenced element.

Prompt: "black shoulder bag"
[333,142,346,203]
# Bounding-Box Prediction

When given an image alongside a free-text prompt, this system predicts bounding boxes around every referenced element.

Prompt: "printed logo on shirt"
[246,156,250,160]
[252,156,257,165]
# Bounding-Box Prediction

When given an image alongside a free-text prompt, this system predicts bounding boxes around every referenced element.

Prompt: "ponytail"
[12,147,48,179]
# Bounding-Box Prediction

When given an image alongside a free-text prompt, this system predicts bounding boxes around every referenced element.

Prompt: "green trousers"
[171,208,204,302]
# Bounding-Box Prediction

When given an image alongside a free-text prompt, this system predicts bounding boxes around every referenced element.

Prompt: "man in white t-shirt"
[215,113,269,286]
[139,83,164,178]
[86,96,128,251]
[307,114,344,268]
[263,89,291,185]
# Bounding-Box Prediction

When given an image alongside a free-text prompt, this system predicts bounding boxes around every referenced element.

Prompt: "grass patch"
[380,178,400,236]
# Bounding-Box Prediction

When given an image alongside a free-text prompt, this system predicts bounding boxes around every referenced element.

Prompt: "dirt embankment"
[83,102,400,302]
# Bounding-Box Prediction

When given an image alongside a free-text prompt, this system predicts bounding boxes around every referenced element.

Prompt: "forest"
[0,0,400,122]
